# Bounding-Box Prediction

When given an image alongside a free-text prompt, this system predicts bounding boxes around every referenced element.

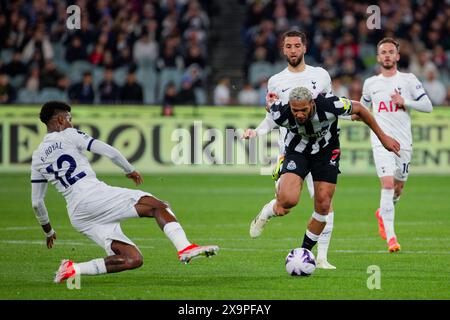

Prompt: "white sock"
[74,258,107,275]
[380,188,396,241]
[163,222,191,251]
[260,199,277,220]
[317,211,334,261]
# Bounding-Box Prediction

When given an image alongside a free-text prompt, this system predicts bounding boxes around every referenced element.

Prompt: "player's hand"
[241,129,257,139]
[126,171,144,186]
[265,92,278,110]
[46,232,56,249]
[381,134,401,157]
[390,89,405,108]
[351,114,361,121]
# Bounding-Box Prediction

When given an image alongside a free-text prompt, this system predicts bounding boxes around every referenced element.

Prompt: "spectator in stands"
[40,61,67,90]
[133,31,159,65]
[68,71,95,104]
[237,83,258,105]
[2,50,27,77]
[157,38,185,71]
[423,70,446,105]
[409,50,438,81]
[177,75,197,106]
[184,45,206,70]
[332,76,349,98]
[114,47,133,69]
[98,68,120,104]
[25,65,41,92]
[120,68,143,104]
[213,77,231,106]
[65,36,88,63]
[22,27,54,64]
[348,77,363,101]
[162,82,177,117]
[89,44,105,66]
[0,74,16,103]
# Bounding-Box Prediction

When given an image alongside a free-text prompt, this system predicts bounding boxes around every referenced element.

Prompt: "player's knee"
[315,196,332,214]
[278,195,298,211]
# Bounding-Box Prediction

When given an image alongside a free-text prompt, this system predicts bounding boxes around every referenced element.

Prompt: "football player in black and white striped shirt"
[243,87,400,256]
[264,30,339,269]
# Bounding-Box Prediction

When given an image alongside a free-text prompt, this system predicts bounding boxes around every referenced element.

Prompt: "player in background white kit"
[361,38,432,252]
[249,30,338,269]
[31,101,218,283]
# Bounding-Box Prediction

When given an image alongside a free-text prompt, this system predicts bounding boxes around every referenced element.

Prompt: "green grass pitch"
[0,173,449,300]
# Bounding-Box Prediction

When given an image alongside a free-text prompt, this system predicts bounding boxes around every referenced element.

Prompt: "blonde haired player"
[361,38,432,252]
[31,101,218,283]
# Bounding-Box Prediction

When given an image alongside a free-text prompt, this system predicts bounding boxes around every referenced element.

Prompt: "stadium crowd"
[0,0,449,106]
[0,0,214,105]
[241,0,450,105]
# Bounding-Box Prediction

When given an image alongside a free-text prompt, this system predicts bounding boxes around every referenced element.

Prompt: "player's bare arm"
[351,100,401,156]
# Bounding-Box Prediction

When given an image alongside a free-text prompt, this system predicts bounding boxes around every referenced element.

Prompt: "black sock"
[302,233,317,251]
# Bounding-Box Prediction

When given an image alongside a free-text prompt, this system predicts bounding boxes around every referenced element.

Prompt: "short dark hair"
[377,37,400,53]
[282,30,307,46]
[39,101,71,124]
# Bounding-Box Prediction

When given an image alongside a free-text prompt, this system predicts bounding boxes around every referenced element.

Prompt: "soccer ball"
[285,248,316,276]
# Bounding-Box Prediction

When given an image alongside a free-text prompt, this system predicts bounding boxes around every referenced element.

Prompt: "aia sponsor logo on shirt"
[377,101,405,113]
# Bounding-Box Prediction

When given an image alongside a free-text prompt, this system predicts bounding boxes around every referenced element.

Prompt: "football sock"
[163,222,191,251]
[260,199,277,220]
[380,188,396,241]
[317,211,334,261]
[74,258,107,275]
[302,230,320,251]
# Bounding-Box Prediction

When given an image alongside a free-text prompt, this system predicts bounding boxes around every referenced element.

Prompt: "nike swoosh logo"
[281,88,290,92]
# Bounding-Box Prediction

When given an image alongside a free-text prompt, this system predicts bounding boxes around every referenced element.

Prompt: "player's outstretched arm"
[89,139,135,176]
[242,112,278,139]
[351,100,401,156]
[31,182,56,249]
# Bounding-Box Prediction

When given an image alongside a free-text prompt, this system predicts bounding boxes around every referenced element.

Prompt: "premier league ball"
[285,248,316,276]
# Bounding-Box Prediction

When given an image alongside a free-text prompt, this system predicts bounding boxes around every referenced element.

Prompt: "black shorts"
[281,145,341,184]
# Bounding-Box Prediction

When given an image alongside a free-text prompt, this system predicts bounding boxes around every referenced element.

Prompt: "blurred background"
[0,0,449,107]
[1,0,449,175]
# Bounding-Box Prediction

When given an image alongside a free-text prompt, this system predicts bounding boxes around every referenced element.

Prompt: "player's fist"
[265,92,279,109]
[390,89,405,108]
[241,129,257,139]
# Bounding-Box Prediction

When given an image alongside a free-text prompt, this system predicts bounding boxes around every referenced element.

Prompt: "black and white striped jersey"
[268,94,353,154]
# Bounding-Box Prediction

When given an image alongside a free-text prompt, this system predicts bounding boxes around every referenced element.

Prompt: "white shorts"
[70,183,152,256]
[372,146,412,181]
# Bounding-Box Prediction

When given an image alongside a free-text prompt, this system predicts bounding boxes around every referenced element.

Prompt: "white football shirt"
[361,71,427,150]
[268,65,333,153]
[31,128,103,215]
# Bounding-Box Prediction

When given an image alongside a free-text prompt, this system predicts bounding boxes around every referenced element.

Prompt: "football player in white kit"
[249,30,338,269]
[31,101,218,283]
[361,38,432,252]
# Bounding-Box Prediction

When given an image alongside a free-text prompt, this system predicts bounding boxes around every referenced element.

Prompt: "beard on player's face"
[286,54,304,67]
[381,60,396,69]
